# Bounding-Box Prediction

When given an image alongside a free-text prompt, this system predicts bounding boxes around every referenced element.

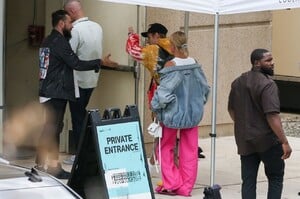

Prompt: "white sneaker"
[63,155,75,165]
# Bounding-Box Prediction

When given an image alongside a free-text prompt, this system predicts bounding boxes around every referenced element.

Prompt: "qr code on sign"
[111,171,141,184]
[105,169,142,188]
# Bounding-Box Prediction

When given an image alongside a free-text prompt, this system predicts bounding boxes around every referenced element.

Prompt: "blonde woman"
[151,31,210,196]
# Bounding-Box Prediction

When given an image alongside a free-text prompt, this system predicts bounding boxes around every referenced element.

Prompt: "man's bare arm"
[266,113,292,159]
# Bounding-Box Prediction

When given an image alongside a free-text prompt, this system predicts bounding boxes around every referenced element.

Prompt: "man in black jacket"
[36,10,116,179]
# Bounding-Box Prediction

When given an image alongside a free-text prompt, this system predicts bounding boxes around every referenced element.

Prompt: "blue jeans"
[240,144,285,199]
[69,87,94,149]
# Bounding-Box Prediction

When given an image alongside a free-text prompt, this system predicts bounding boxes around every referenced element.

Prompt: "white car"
[0,158,82,199]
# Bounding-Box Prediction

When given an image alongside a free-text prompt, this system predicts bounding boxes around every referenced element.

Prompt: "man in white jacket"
[64,0,103,164]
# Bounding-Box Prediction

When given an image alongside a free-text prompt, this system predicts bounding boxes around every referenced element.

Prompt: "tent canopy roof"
[98,0,300,15]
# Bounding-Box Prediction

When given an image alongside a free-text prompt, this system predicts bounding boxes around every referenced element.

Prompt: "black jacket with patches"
[39,29,100,101]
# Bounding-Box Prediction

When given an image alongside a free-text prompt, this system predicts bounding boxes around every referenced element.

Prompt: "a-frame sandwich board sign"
[68,105,155,199]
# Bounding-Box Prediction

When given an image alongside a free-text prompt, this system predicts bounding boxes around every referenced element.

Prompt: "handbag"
[147,117,162,138]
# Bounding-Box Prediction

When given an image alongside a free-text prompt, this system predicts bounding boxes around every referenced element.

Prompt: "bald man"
[64,0,103,165]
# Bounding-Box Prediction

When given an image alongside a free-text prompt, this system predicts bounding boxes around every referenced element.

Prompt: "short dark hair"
[250,48,269,65]
[51,10,68,28]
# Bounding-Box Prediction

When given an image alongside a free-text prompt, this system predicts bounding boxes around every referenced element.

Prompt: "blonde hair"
[169,31,189,57]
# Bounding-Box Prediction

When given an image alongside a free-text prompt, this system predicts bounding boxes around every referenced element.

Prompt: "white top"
[39,97,50,103]
[70,17,103,89]
[172,57,196,66]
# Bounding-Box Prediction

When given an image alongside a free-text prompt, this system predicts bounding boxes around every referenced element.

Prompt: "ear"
[69,7,76,15]
[57,19,65,29]
[254,60,260,67]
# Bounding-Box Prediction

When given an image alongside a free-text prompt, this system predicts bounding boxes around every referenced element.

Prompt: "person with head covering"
[126,23,174,168]
[126,23,173,107]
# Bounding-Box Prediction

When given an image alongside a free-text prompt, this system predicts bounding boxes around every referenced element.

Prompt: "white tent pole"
[210,12,219,187]
[134,5,140,105]
[184,11,189,37]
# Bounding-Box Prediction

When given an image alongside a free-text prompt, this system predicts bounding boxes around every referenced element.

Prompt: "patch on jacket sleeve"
[39,47,50,80]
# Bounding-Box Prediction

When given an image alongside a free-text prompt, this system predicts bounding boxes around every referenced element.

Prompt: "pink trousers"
[159,125,199,196]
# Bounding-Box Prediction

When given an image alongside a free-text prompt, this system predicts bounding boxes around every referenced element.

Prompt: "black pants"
[35,98,67,165]
[69,87,93,149]
[240,144,285,199]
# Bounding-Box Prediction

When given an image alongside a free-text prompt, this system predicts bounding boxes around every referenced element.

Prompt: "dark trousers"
[69,87,93,149]
[36,98,67,165]
[240,144,285,199]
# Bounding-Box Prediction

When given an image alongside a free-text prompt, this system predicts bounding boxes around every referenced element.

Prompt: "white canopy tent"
[97,0,300,187]
[97,0,300,14]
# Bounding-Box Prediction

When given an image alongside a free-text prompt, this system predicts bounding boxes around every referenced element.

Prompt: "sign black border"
[68,105,155,199]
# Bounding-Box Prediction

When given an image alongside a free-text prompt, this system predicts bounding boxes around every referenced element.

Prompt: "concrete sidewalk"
[151,136,300,199]
[9,136,300,199]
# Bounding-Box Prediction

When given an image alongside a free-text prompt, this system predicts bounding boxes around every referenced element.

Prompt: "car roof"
[0,163,82,198]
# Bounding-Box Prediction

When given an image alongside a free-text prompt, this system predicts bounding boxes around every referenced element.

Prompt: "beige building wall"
[272,8,300,77]
[5,0,45,112]
[4,0,46,155]
[81,1,141,112]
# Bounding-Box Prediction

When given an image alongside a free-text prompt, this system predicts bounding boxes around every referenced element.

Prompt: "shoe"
[63,155,75,165]
[198,146,203,153]
[47,163,71,179]
[198,153,206,158]
[155,186,177,196]
[157,189,177,196]
[34,165,47,172]
[198,147,205,158]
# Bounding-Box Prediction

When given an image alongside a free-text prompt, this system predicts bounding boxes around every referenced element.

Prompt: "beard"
[63,29,72,41]
[260,67,274,76]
